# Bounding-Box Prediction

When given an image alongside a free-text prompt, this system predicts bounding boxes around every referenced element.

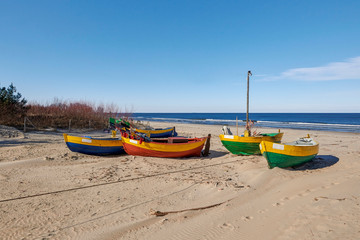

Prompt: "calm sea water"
[131,113,360,133]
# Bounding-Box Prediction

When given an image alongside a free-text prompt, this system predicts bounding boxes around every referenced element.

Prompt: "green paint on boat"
[221,140,261,155]
[262,152,317,169]
[261,133,279,137]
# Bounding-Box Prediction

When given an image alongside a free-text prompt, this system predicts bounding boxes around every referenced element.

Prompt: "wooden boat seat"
[285,139,315,146]
[150,137,189,143]
[168,137,189,143]
[151,138,168,143]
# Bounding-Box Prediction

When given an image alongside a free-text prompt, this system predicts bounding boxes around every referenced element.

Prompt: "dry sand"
[0,122,359,240]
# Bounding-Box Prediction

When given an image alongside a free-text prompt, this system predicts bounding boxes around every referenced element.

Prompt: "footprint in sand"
[257,209,268,214]
[321,184,335,190]
[280,197,290,201]
[319,182,340,190]
[297,191,311,197]
[241,216,254,221]
[219,223,235,229]
[280,183,342,205]
[272,202,284,207]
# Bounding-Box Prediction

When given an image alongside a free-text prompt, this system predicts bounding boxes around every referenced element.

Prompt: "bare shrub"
[27,99,126,130]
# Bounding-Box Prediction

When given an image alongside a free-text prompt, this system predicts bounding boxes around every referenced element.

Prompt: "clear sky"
[1,0,359,113]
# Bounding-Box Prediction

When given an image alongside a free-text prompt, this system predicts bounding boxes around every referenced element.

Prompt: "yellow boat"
[260,135,319,168]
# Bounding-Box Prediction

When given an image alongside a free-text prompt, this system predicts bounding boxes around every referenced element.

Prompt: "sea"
[131,113,360,133]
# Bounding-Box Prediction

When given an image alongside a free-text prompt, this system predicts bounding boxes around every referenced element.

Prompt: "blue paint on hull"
[150,129,178,138]
[66,142,125,155]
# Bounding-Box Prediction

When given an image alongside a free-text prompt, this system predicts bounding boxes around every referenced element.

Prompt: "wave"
[133,116,360,133]
[256,120,360,127]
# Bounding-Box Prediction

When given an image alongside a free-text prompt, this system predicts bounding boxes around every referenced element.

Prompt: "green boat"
[219,132,283,155]
[260,136,319,168]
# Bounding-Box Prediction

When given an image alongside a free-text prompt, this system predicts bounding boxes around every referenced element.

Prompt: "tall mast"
[246,70,252,132]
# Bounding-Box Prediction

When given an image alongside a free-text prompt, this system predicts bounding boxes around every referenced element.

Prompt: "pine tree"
[0,83,28,126]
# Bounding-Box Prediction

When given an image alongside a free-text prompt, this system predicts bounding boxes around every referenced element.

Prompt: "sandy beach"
[0,122,359,240]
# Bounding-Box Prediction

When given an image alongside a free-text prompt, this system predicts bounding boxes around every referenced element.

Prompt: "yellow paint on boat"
[122,137,206,152]
[135,128,175,135]
[63,134,122,147]
[260,138,319,157]
[219,132,284,143]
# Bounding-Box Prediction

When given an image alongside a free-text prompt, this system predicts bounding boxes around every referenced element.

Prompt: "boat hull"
[219,133,283,155]
[135,127,177,138]
[260,140,319,168]
[121,137,207,158]
[63,134,124,155]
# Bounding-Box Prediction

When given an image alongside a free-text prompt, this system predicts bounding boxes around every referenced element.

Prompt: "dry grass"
[25,99,129,130]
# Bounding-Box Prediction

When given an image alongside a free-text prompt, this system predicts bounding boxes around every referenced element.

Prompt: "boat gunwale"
[260,139,319,157]
[63,133,123,147]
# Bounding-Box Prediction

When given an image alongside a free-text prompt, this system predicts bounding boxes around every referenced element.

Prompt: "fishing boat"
[63,133,124,155]
[260,135,319,168]
[109,117,177,138]
[220,131,283,155]
[219,71,284,155]
[120,132,208,158]
[134,127,177,138]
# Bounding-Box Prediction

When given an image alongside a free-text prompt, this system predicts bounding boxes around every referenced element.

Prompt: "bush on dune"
[0,83,29,126]
[27,99,124,129]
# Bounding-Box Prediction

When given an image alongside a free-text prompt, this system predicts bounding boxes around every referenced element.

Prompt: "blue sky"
[1,0,359,113]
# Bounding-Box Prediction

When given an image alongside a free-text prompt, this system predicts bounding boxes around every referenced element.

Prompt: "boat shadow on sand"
[289,155,339,171]
[206,150,228,158]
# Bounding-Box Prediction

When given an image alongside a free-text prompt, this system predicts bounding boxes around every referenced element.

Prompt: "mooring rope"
[0,159,241,203]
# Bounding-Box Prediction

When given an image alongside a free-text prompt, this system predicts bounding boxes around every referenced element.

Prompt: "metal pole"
[246,70,252,131]
[236,116,238,136]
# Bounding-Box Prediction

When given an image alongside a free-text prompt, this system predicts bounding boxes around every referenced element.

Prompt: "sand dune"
[0,122,359,239]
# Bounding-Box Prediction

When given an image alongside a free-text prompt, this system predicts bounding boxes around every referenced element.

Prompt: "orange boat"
[121,133,207,158]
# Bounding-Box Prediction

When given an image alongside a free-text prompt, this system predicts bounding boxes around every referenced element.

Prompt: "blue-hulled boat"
[63,133,124,155]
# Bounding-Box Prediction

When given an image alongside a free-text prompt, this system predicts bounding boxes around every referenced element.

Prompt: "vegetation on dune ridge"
[0,83,128,130]
[27,100,124,130]
[0,83,29,126]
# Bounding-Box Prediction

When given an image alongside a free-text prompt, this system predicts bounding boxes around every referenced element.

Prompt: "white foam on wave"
[132,116,360,132]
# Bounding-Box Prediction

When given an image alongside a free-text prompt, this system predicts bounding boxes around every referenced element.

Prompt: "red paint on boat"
[122,142,205,158]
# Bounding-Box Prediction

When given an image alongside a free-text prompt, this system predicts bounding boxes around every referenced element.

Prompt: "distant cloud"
[261,57,360,81]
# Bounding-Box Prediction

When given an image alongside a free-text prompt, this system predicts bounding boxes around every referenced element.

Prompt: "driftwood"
[314,196,346,201]
[150,198,231,217]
